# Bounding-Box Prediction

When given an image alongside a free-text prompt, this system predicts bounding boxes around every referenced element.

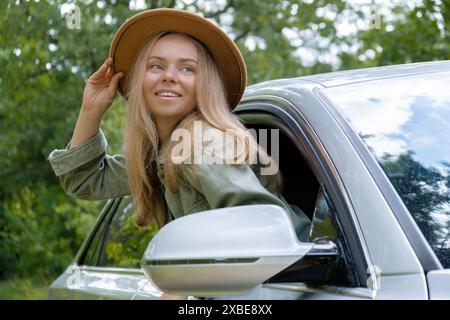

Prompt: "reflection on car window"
[99,197,158,268]
[324,71,450,267]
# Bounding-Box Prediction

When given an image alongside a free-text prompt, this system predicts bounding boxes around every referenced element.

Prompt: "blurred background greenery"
[0,0,448,299]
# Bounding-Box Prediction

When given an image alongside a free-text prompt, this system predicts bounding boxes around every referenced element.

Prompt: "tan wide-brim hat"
[109,8,247,110]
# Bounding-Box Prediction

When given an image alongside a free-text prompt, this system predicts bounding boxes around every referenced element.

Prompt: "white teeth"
[157,92,180,97]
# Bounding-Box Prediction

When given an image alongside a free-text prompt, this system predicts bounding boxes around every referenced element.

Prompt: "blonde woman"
[48,9,310,300]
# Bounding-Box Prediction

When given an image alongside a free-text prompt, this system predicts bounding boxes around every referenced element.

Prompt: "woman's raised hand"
[81,58,124,116]
[69,58,123,149]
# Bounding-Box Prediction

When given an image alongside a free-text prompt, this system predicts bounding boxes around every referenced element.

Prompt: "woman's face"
[143,34,198,126]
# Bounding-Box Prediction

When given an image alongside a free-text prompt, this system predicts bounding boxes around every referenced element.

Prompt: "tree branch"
[233,28,250,43]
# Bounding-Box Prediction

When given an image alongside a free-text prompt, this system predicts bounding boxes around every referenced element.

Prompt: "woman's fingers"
[108,72,124,96]
[91,58,113,80]
[84,58,123,101]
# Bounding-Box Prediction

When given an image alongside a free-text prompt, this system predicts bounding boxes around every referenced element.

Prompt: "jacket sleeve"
[47,130,130,200]
[181,162,311,241]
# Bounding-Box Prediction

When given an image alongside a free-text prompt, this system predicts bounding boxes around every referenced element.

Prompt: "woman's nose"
[162,67,177,83]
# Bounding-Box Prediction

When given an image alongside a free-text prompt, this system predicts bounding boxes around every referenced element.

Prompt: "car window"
[97,197,157,269]
[324,71,450,268]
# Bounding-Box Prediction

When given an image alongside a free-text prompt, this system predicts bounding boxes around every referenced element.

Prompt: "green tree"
[0,0,348,279]
[339,0,450,69]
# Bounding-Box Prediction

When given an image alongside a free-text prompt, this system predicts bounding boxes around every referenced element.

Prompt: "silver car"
[49,61,450,300]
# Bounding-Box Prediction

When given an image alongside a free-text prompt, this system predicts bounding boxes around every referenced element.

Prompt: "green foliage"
[0,0,130,280]
[339,0,450,69]
[0,0,447,286]
[103,199,158,268]
[0,277,51,300]
[0,183,103,278]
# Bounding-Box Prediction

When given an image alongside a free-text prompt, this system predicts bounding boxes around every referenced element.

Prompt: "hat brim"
[109,8,247,110]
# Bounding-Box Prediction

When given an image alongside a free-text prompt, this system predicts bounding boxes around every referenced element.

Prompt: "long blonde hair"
[124,32,281,228]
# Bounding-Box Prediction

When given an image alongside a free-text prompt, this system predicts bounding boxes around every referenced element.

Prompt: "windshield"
[323,70,450,268]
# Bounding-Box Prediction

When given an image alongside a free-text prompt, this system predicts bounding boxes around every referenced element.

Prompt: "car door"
[49,197,162,300]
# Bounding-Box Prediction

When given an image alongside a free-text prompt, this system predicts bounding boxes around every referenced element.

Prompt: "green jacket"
[48,130,311,241]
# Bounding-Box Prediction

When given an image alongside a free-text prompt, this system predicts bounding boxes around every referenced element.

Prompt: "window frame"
[76,197,122,266]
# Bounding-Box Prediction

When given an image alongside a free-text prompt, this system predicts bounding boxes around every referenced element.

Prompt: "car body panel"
[248,60,450,88]
[49,265,161,300]
[427,270,450,300]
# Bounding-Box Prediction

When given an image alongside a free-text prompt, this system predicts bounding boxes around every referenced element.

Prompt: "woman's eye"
[180,66,193,72]
[149,64,163,71]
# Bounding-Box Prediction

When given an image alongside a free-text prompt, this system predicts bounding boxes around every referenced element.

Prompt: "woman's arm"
[48,58,128,200]
[48,130,129,200]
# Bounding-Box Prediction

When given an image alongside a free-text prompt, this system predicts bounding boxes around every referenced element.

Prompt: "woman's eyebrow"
[179,58,198,64]
[147,56,198,64]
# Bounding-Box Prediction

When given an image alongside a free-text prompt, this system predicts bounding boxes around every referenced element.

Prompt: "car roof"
[246,60,450,90]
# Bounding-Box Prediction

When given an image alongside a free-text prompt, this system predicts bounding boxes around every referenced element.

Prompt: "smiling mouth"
[155,92,181,97]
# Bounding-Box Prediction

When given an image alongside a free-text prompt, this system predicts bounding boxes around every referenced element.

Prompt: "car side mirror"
[141,204,338,297]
